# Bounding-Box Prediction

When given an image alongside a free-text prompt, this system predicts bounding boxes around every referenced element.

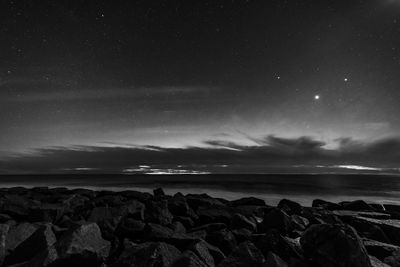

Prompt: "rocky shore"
[0,187,399,266]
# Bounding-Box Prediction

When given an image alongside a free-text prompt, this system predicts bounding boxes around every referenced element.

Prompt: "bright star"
[314,95,320,100]
[344,78,348,82]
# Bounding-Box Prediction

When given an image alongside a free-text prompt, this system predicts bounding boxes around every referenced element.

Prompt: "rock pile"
[0,187,399,266]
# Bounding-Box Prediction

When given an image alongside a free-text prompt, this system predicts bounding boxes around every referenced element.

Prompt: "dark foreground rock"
[0,187,399,267]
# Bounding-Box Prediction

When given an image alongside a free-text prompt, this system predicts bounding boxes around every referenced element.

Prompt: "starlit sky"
[1,0,400,174]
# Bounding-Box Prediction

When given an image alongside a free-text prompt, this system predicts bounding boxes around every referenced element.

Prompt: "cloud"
[0,135,399,174]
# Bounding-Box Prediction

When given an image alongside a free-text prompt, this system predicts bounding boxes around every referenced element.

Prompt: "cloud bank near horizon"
[0,134,399,174]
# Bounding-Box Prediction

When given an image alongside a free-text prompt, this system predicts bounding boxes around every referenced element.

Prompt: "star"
[314,95,320,100]
[344,78,348,82]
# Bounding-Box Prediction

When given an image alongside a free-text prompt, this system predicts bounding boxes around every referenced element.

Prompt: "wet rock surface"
[0,186,398,266]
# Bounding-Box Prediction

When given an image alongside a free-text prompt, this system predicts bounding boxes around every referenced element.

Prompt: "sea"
[0,174,399,206]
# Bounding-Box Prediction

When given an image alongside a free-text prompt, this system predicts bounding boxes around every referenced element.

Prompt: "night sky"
[1,0,400,174]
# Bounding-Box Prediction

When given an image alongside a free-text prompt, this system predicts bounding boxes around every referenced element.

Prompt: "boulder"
[189,240,215,267]
[172,250,208,267]
[341,200,375,211]
[363,239,400,260]
[260,208,291,234]
[145,200,173,225]
[206,228,237,255]
[230,197,266,207]
[231,213,256,232]
[5,222,38,252]
[0,224,10,265]
[197,206,233,226]
[312,199,341,210]
[115,218,145,240]
[278,199,303,215]
[384,249,400,267]
[29,222,110,267]
[111,242,180,267]
[186,194,226,210]
[3,224,56,266]
[300,224,372,267]
[218,241,267,267]
[252,230,302,261]
[370,256,391,267]
[153,188,166,197]
[265,251,288,267]
[232,228,252,243]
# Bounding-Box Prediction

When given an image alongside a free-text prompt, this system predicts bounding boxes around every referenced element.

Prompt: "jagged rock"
[119,190,153,203]
[370,255,391,267]
[265,251,288,267]
[189,240,215,267]
[384,249,400,267]
[218,241,266,267]
[347,217,400,246]
[172,221,186,233]
[186,194,226,210]
[312,199,341,210]
[231,213,256,232]
[278,199,303,215]
[110,242,180,267]
[230,197,266,207]
[301,224,372,267]
[252,229,302,261]
[197,206,233,225]
[0,195,39,220]
[154,188,166,197]
[290,215,309,232]
[206,228,237,255]
[232,228,252,243]
[28,222,110,267]
[29,204,66,224]
[0,214,11,223]
[3,224,56,266]
[191,223,227,233]
[175,216,195,228]
[333,210,391,220]
[261,208,291,234]
[0,224,9,265]
[341,200,375,211]
[115,218,145,240]
[145,200,173,225]
[363,239,400,260]
[172,250,208,267]
[5,222,38,252]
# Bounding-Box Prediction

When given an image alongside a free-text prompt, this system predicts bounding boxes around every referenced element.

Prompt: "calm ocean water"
[0,174,399,206]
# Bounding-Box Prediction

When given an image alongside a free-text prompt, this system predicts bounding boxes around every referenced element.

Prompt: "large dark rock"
[252,229,302,261]
[172,250,208,267]
[188,240,216,267]
[186,194,226,210]
[115,218,145,240]
[5,222,38,252]
[265,251,289,267]
[28,203,67,223]
[278,199,303,216]
[145,200,173,225]
[0,224,9,266]
[3,224,56,266]
[341,200,375,211]
[206,228,237,255]
[369,256,391,267]
[218,241,267,267]
[28,222,110,267]
[111,242,181,267]
[197,206,233,226]
[153,188,166,197]
[261,208,291,234]
[384,249,400,267]
[312,199,342,210]
[0,195,39,220]
[231,213,256,232]
[230,197,266,207]
[363,239,400,260]
[301,224,372,267]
